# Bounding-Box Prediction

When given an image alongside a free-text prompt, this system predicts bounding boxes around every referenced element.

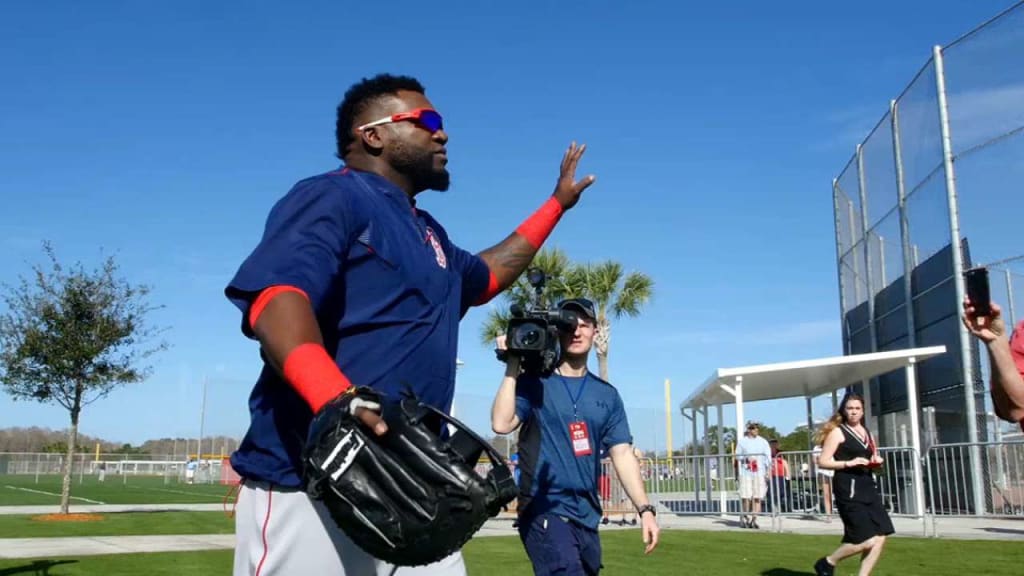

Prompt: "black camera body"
[502,269,578,376]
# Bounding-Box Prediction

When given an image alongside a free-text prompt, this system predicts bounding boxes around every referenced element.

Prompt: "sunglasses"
[357,108,444,133]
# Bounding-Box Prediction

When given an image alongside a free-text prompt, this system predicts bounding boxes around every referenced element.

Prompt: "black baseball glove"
[302,387,518,567]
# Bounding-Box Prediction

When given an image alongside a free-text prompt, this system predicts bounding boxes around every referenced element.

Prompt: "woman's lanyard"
[558,370,590,420]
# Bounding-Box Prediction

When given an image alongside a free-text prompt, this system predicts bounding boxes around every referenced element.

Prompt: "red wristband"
[249,285,309,331]
[515,196,564,249]
[282,343,352,412]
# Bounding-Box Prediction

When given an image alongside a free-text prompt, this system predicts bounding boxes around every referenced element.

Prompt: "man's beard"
[391,141,450,192]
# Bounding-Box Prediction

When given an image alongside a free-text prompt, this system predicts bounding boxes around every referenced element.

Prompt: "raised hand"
[962,298,1006,344]
[552,141,596,210]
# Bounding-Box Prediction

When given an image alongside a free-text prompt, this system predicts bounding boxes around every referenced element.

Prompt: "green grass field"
[0,475,229,506]
[1,530,1021,575]
[0,511,232,538]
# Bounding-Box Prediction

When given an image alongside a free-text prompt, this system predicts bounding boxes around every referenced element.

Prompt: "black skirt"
[834,472,895,544]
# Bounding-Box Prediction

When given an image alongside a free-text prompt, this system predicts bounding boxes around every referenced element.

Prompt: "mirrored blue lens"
[418,110,443,132]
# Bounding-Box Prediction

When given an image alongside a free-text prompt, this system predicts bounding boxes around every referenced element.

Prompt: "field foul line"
[123,485,227,498]
[3,485,106,504]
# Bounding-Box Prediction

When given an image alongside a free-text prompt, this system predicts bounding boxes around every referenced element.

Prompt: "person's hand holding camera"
[495,335,521,375]
[962,298,1006,345]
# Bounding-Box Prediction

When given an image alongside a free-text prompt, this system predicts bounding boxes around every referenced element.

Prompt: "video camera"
[500,268,580,376]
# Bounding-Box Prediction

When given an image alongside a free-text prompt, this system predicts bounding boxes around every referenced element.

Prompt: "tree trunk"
[595,318,611,381]
[597,352,609,382]
[59,384,83,514]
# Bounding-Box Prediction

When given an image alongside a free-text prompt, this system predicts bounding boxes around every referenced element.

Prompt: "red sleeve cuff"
[249,285,309,332]
[475,270,501,305]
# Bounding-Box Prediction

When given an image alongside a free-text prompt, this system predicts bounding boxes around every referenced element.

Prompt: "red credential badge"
[569,421,592,456]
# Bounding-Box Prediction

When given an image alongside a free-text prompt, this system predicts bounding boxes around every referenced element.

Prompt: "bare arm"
[477,234,540,292]
[477,143,595,292]
[252,291,324,368]
[253,291,385,432]
[963,300,1024,423]
[491,356,523,435]
[609,443,659,554]
[818,428,868,470]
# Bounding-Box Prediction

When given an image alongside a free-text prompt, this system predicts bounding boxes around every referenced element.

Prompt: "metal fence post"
[1006,269,1017,326]
[833,180,851,355]
[892,97,920,352]
[856,144,881,436]
[933,44,985,515]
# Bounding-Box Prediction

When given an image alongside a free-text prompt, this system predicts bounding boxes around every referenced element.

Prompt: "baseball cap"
[745,421,759,430]
[558,298,597,322]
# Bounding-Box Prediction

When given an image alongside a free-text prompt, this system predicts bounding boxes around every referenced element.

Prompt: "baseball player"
[225,73,595,576]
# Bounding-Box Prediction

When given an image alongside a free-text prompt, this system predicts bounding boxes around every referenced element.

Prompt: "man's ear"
[358,126,386,155]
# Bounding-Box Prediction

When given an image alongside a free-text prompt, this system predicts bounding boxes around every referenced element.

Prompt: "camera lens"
[512,322,544,349]
[520,329,541,346]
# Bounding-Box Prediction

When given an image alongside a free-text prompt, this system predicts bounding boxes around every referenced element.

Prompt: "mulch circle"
[31,513,105,522]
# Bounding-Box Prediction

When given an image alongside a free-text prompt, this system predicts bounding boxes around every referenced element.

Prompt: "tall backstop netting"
[833,2,1024,513]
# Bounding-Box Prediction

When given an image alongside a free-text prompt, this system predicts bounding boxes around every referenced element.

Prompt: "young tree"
[479,248,654,382]
[479,247,572,345]
[702,425,737,450]
[561,261,653,381]
[0,243,167,513]
[779,425,814,452]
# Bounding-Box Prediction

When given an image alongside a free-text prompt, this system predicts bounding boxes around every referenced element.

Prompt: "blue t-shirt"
[225,167,490,487]
[514,370,632,530]
[736,435,771,478]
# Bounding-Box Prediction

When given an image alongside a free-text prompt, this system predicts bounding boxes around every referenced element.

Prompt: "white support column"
[702,407,710,455]
[686,408,699,503]
[717,403,726,517]
[905,358,926,518]
[861,379,875,438]
[806,397,815,450]
[702,407,713,507]
[732,377,745,435]
[689,408,698,457]
[717,404,725,456]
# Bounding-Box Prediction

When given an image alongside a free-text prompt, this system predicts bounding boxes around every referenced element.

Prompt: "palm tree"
[479,247,573,346]
[479,249,654,382]
[562,261,653,381]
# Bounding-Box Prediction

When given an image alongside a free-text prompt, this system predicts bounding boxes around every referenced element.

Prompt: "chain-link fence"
[0,451,233,489]
[832,0,1024,515]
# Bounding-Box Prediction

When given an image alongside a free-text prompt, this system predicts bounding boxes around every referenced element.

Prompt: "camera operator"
[491,298,659,575]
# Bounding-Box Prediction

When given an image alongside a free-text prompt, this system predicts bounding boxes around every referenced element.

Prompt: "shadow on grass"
[760,569,814,576]
[0,560,78,575]
[981,526,1024,535]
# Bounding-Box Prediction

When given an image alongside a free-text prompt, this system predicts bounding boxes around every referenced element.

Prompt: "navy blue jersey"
[514,371,632,529]
[225,167,490,487]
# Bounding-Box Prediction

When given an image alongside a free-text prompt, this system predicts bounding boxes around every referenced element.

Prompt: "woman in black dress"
[812,394,893,576]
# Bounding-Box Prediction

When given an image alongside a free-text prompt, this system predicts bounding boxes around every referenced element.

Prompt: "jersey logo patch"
[425,227,447,269]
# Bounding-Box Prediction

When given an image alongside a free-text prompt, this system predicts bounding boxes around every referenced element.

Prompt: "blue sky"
[0,1,1017,450]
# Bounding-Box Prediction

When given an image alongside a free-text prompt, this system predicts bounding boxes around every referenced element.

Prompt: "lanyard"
[558,371,589,419]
